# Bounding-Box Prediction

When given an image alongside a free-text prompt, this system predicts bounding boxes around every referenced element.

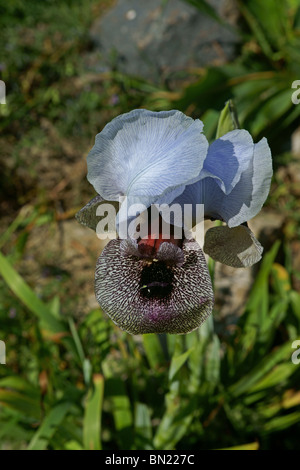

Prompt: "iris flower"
[76,109,272,335]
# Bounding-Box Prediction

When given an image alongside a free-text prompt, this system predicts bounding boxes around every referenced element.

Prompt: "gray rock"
[90,0,238,83]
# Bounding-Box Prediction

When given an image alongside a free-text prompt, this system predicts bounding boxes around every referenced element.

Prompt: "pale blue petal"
[220,137,273,226]
[173,137,272,226]
[171,177,220,224]
[201,129,254,194]
[87,109,208,205]
[115,184,188,237]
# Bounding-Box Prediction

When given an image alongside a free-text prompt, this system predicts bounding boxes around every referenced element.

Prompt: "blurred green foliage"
[0,233,300,450]
[0,0,300,451]
[175,0,300,155]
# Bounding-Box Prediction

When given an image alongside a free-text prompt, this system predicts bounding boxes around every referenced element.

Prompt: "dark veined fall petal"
[203,224,263,268]
[75,195,119,233]
[94,238,214,335]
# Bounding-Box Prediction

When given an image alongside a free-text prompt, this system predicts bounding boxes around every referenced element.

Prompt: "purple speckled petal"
[94,238,214,335]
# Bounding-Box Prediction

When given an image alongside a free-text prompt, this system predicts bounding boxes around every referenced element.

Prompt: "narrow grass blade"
[229,341,297,397]
[143,334,165,369]
[83,374,104,450]
[0,251,66,333]
[184,0,223,24]
[153,399,196,450]
[68,317,92,385]
[263,411,300,433]
[134,402,153,450]
[169,337,194,381]
[103,362,133,449]
[0,389,41,419]
[27,402,72,450]
[249,363,297,393]
[219,441,259,450]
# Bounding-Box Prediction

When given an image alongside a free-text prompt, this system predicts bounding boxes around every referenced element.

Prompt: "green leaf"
[143,334,165,369]
[0,376,40,399]
[238,0,274,59]
[251,89,293,135]
[27,402,72,450]
[229,341,297,397]
[239,0,291,52]
[153,398,196,450]
[169,345,194,382]
[103,362,133,449]
[68,317,92,385]
[176,67,231,112]
[219,441,259,450]
[48,296,61,318]
[0,389,41,419]
[200,109,219,142]
[204,334,221,386]
[83,374,104,450]
[0,206,35,250]
[0,251,66,334]
[183,0,222,23]
[134,402,153,450]
[64,440,84,450]
[234,241,281,362]
[248,363,297,393]
[246,241,281,313]
[216,99,240,138]
[290,290,300,314]
[264,411,300,433]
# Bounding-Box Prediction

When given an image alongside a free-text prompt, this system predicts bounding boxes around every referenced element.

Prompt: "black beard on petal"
[139,260,174,300]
